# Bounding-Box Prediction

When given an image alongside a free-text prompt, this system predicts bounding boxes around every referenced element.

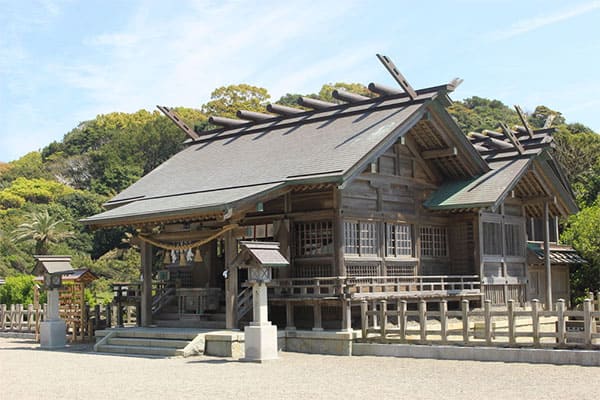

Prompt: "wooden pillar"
[313,302,323,331]
[140,241,153,327]
[477,211,485,300]
[285,302,295,330]
[224,230,238,329]
[342,300,352,331]
[500,205,508,303]
[333,187,345,276]
[275,219,291,279]
[543,201,552,310]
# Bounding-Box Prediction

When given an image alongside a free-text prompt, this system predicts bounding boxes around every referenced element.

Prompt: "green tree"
[202,84,270,119]
[553,126,600,208]
[3,177,75,204]
[448,96,521,133]
[0,275,38,304]
[529,105,565,129]
[12,209,74,255]
[562,202,600,301]
[317,82,374,103]
[276,93,306,108]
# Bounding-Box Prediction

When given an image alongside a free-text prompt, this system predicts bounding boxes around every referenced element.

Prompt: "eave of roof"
[424,158,531,211]
[527,242,587,265]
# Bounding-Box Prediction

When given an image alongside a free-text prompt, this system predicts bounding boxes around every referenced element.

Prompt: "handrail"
[265,275,481,299]
[237,287,253,322]
[152,287,175,314]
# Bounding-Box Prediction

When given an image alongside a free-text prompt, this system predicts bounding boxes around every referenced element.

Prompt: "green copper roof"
[424,158,531,210]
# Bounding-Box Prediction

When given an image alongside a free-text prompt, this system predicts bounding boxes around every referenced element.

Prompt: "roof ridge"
[179,82,455,144]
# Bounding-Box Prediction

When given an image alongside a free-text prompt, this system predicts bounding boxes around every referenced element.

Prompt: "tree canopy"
[0,82,597,305]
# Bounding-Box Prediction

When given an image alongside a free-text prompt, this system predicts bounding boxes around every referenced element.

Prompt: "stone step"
[95,328,201,341]
[108,337,190,349]
[154,319,225,329]
[96,344,183,357]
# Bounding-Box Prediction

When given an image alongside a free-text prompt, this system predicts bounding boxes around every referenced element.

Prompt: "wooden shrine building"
[83,56,580,331]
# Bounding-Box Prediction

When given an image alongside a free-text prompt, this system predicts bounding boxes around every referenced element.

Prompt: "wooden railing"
[347,275,480,298]
[237,287,253,322]
[0,304,45,333]
[359,298,600,349]
[177,288,221,316]
[266,277,345,298]
[265,275,480,300]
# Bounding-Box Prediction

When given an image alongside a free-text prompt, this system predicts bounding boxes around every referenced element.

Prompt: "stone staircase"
[94,328,207,357]
[152,303,226,329]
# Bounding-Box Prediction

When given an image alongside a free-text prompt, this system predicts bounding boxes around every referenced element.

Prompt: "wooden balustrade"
[266,275,480,300]
[266,277,344,298]
[359,297,600,349]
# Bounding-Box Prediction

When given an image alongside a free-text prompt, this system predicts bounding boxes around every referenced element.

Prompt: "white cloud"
[51,1,363,114]
[491,1,600,40]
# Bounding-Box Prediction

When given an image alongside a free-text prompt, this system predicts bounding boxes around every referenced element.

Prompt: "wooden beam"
[403,135,442,183]
[157,105,200,140]
[521,196,556,206]
[376,54,417,100]
[421,147,457,160]
[499,122,524,155]
[514,105,534,139]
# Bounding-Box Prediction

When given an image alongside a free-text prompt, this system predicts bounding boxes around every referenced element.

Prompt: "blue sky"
[1,0,599,162]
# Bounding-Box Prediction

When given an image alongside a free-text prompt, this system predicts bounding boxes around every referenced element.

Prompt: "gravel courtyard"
[1,337,599,400]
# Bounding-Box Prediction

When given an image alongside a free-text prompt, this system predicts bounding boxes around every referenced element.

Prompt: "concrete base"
[282,330,356,356]
[243,323,278,362]
[204,331,245,358]
[353,343,600,366]
[39,320,66,349]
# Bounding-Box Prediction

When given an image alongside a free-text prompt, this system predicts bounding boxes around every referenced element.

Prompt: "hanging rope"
[137,224,238,251]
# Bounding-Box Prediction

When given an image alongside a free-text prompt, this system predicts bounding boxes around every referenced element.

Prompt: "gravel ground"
[1,337,599,400]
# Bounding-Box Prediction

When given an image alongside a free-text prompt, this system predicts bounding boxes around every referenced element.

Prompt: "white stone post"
[244,279,278,362]
[39,289,66,349]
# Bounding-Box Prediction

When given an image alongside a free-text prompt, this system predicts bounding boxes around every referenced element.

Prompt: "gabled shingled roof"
[84,85,479,227]
[424,158,531,211]
[424,124,578,216]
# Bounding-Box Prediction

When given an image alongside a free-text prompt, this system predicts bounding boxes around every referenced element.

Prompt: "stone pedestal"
[243,282,278,362]
[244,322,278,361]
[40,289,66,349]
[40,320,66,349]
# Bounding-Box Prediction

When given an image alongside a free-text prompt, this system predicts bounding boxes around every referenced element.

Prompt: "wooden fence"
[360,296,600,349]
[0,303,138,340]
[0,304,45,333]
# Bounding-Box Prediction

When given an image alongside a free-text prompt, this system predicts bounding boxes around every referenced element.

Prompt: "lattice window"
[483,222,503,256]
[360,222,377,255]
[505,223,524,256]
[295,221,333,257]
[293,264,333,278]
[344,221,359,255]
[386,263,416,276]
[483,263,502,278]
[420,226,448,257]
[386,223,413,257]
[346,263,379,277]
[506,263,525,277]
[344,220,378,256]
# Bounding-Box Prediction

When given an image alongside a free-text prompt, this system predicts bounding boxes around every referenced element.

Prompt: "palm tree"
[12,210,73,255]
